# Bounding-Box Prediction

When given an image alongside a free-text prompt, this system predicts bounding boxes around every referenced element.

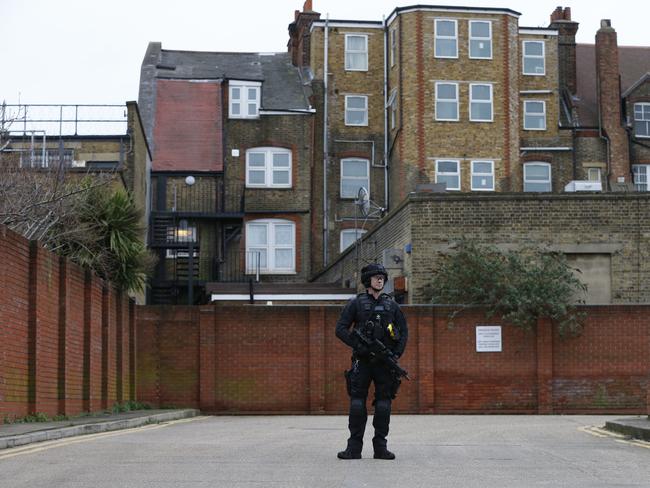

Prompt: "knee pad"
[350,397,367,416]
[374,399,391,416]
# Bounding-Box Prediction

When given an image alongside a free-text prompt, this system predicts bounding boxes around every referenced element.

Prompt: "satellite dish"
[357,187,370,217]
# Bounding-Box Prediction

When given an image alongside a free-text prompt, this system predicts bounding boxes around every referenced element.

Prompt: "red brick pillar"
[199,306,217,412]
[84,271,104,413]
[128,300,137,401]
[413,308,435,413]
[308,307,326,413]
[536,317,554,414]
[28,242,61,417]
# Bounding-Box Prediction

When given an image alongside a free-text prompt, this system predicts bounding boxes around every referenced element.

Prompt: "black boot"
[373,448,395,460]
[337,448,362,459]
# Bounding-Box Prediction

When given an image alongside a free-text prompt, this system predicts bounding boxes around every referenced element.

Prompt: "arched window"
[523,162,551,192]
[245,219,295,273]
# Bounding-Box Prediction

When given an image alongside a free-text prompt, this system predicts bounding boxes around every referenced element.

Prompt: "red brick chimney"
[288,0,321,67]
[549,7,579,94]
[595,19,630,186]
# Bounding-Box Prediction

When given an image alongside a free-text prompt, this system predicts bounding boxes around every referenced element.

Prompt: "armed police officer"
[335,263,408,460]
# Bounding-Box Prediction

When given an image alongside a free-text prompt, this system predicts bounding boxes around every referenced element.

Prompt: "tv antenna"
[353,187,386,278]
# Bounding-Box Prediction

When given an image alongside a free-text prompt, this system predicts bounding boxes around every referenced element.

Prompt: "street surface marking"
[0,415,209,460]
[579,425,650,449]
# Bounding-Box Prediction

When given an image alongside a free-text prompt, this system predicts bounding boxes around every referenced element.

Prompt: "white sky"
[2,0,648,106]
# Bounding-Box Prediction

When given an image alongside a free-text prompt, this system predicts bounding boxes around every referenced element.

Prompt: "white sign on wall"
[476,325,502,352]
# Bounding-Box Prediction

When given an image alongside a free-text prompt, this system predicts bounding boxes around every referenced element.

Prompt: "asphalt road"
[1,415,648,487]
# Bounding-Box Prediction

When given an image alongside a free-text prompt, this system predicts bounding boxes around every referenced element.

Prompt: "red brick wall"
[137,304,650,415]
[0,227,32,420]
[0,226,136,423]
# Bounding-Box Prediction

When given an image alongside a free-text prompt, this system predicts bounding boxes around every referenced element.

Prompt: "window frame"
[523,162,552,192]
[434,19,458,59]
[245,147,292,189]
[435,159,461,191]
[229,80,261,119]
[245,219,296,274]
[388,89,397,130]
[340,228,367,252]
[390,28,397,67]
[469,20,492,59]
[523,100,547,130]
[345,34,368,71]
[340,158,370,199]
[471,160,495,191]
[469,83,493,122]
[632,164,649,191]
[587,167,602,182]
[522,40,545,76]
[634,102,650,138]
[435,82,459,121]
[344,95,369,126]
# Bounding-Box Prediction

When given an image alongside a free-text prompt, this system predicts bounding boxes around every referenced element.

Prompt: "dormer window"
[229,81,261,119]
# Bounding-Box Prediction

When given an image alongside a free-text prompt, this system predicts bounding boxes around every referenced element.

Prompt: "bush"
[427,238,587,336]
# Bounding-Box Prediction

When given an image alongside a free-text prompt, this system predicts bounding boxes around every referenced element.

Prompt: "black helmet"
[361,263,388,288]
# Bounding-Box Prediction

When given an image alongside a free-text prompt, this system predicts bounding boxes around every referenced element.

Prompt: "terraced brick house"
[138,43,321,304]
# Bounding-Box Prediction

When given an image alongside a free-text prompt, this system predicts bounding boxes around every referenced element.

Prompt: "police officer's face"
[370,274,385,290]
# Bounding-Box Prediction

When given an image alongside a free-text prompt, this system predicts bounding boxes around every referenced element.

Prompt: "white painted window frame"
[523,100,547,130]
[469,83,493,122]
[229,80,261,119]
[469,20,492,59]
[344,95,368,126]
[340,158,370,199]
[245,147,292,188]
[587,167,602,182]
[435,159,461,191]
[632,164,650,191]
[435,82,459,121]
[390,28,397,67]
[523,162,552,192]
[245,219,296,274]
[340,228,367,252]
[345,34,368,71]
[434,19,458,59]
[471,160,495,191]
[522,40,545,76]
[634,102,650,138]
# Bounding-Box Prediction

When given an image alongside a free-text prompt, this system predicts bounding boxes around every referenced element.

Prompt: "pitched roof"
[157,50,310,111]
[575,44,650,127]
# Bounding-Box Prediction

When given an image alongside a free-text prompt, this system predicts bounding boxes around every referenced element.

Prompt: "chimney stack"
[595,19,630,186]
[549,6,579,94]
[288,0,321,67]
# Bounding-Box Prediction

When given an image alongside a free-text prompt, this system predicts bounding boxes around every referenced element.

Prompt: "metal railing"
[215,251,261,283]
[1,103,128,136]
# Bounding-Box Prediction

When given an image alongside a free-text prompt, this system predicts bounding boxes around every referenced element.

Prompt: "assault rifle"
[352,327,410,380]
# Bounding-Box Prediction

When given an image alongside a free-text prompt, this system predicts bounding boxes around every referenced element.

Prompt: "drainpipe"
[382,14,389,212]
[596,62,612,191]
[323,14,329,265]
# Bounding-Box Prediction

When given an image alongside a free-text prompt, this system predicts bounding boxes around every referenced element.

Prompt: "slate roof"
[575,44,650,127]
[157,50,311,111]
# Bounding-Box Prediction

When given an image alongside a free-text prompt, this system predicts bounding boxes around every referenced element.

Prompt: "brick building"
[138,2,650,302]
[138,43,323,304]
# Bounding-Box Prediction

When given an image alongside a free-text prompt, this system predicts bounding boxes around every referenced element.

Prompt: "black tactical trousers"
[345,358,398,453]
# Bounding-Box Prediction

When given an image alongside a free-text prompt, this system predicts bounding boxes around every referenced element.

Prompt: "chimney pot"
[601,19,612,29]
